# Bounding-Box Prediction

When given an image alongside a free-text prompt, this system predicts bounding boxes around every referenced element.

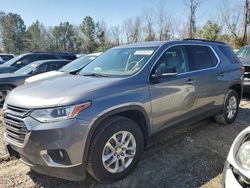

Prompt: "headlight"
[237,141,250,170]
[30,102,91,123]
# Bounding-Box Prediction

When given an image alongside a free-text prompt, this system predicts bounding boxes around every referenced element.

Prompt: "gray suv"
[3,40,244,183]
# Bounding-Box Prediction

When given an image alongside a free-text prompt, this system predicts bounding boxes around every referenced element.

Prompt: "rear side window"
[0,55,14,61]
[218,46,240,64]
[188,46,218,71]
[48,61,69,71]
[34,54,56,61]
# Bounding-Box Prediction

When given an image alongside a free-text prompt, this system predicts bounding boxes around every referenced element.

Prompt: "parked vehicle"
[236,46,250,93]
[3,39,243,183]
[0,52,76,74]
[0,59,70,105]
[0,53,15,64]
[25,52,102,84]
[0,57,4,64]
[223,126,250,188]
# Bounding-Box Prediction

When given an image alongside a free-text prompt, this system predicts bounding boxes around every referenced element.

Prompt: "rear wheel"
[87,116,144,183]
[215,89,240,124]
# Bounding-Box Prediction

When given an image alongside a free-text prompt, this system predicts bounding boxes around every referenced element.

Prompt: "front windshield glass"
[4,54,25,66]
[79,47,156,77]
[14,62,40,75]
[60,55,97,72]
[236,47,250,58]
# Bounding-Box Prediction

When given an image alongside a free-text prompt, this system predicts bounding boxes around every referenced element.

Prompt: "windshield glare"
[79,47,156,77]
[60,55,96,72]
[4,54,25,66]
[15,62,39,75]
[236,47,250,58]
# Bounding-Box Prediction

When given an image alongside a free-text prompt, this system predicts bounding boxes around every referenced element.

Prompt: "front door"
[149,45,197,133]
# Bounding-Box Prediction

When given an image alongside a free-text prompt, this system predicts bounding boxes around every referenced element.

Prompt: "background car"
[25,52,102,84]
[0,52,76,74]
[0,59,70,105]
[0,57,4,64]
[236,46,250,93]
[0,53,15,64]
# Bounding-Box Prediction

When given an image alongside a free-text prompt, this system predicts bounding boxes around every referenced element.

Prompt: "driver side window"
[154,46,189,74]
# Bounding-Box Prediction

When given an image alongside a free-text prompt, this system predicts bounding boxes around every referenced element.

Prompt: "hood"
[0,65,17,73]
[6,74,123,108]
[239,57,250,66]
[25,71,65,83]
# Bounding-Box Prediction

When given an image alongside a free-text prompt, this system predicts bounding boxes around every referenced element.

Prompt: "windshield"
[79,47,156,77]
[14,62,40,75]
[236,47,250,58]
[4,54,25,66]
[60,55,97,72]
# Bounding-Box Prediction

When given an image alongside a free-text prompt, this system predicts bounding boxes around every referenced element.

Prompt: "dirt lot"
[1,99,250,188]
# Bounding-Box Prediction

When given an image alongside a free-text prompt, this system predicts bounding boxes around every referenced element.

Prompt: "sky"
[0,0,241,27]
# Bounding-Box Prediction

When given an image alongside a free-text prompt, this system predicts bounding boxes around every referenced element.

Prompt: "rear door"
[186,45,222,114]
[149,45,197,132]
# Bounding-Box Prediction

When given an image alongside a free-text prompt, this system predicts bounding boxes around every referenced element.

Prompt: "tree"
[96,21,108,51]
[109,25,122,46]
[195,20,222,40]
[143,8,155,41]
[220,0,243,48]
[0,12,27,54]
[155,1,172,41]
[26,20,46,51]
[184,0,203,38]
[123,16,142,43]
[242,0,249,45]
[80,16,96,53]
[52,22,77,52]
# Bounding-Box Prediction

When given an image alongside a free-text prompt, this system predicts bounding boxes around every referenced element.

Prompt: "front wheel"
[215,89,240,124]
[87,116,144,183]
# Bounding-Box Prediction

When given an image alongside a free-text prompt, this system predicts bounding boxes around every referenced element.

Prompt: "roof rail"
[31,51,75,55]
[183,38,227,45]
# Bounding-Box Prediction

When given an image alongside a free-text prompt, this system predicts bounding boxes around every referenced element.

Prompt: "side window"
[48,61,68,71]
[35,63,47,74]
[189,46,218,71]
[34,55,56,61]
[154,45,189,74]
[15,55,33,68]
[218,46,241,64]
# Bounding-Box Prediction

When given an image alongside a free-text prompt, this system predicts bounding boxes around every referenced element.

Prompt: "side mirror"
[31,68,39,75]
[154,66,177,79]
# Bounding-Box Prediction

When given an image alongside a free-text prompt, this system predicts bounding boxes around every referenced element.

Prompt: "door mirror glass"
[154,66,177,79]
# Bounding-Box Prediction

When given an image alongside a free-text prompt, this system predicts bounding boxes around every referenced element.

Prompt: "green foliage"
[0,12,27,54]
[52,22,78,52]
[80,16,97,53]
[195,21,222,41]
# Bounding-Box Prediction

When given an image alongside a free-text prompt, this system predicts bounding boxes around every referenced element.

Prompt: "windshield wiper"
[82,73,109,77]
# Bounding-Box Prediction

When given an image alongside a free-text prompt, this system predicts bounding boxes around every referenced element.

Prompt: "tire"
[215,89,240,125]
[87,116,144,183]
[0,85,13,106]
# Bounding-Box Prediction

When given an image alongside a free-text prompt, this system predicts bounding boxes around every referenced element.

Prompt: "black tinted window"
[154,45,189,74]
[34,54,56,60]
[189,46,218,71]
[48,61,69,71]
[0,55,14,61]
[219,46,240,64]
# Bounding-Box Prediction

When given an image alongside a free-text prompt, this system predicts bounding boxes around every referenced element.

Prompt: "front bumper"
[4,116,90,181]
[223,161,242,188]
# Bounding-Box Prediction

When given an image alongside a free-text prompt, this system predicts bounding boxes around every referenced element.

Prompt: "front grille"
[3,105,30,145]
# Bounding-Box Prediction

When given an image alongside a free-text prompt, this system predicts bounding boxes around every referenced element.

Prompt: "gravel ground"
[1,99,250,188]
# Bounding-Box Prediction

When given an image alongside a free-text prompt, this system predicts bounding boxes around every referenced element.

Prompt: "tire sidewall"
[223,90,239,124]
[88,117,144,183]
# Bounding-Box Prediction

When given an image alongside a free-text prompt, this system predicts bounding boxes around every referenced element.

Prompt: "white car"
[223,126,250,187]
[25,52,102,84]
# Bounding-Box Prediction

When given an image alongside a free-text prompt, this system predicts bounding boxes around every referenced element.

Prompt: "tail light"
[240,66,245,73]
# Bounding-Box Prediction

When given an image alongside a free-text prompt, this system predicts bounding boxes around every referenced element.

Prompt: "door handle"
[185,79,195,85]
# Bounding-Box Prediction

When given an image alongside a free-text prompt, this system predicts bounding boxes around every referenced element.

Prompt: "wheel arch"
[229,83,242,100]
[82,105,151,168]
